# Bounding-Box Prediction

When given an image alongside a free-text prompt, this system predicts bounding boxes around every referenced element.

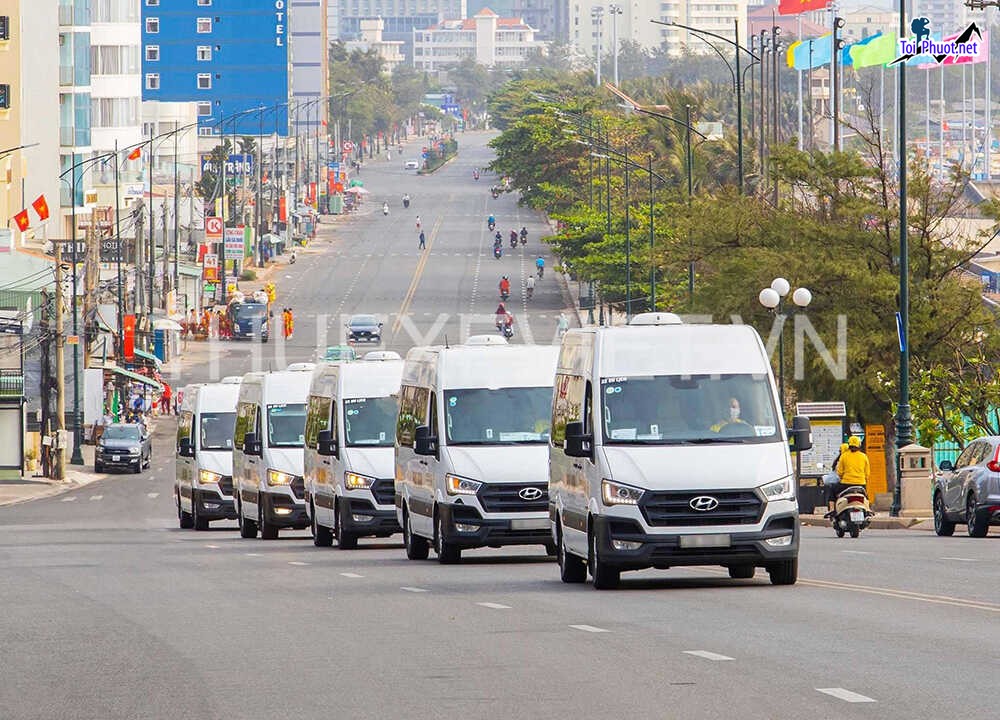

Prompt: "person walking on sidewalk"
[418,230,426,250]
[415,215,422,232]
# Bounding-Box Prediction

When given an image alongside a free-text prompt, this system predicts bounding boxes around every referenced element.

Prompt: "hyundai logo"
[518,487,544,501]
[689,495,720,512]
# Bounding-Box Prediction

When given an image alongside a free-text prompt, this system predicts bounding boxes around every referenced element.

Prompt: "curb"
[0,472,101,508]
[800,514,933,530]
[417,152,458,175]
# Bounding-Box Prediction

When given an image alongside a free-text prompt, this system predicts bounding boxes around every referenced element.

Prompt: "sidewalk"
[800,511,934,531]
[0,445,101,508]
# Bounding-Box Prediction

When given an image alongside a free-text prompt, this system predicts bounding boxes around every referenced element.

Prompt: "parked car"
[404,159,419,170]
[346,314,382,344]
[933,437,1000,537]
[95,423,151,473]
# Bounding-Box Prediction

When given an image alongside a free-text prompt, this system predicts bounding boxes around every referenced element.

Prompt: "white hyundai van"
[395,336,560,563]
[304,352,403,548]
[175,378,241,530]
[549,313,812,588]
[233,368,314,539]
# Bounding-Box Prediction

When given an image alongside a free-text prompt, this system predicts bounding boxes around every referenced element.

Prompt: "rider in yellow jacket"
[836,436,870,487]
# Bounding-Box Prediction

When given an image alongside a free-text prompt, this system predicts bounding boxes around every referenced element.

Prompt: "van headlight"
[446,474,482,495]
[199,470,222,486]
[759,477,794,502]
[267,469,295,486]
[129,447,140,455]
[601,479,644,506]
[345,472,375,490]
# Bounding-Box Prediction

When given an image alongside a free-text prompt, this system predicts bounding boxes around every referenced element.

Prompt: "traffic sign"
[342,141,354,152]
[205,216,223,239]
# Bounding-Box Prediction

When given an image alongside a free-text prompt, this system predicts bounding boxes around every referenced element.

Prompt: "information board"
[797,420,843,476]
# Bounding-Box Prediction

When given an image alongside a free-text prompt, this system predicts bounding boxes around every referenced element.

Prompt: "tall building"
[412,8,543,71]
[345,18,406,73]
[58,0,95,239]
[290,0,329,135]
[329,0,467,60]
[569,0,748,59]
[0,1,61,246]
[140,0,290,138]
[911,0,969,32]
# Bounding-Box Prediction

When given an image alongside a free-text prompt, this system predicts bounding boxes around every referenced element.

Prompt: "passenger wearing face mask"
[710,397,753,434]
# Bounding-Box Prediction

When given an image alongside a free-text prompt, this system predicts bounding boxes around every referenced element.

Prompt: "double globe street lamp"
[758,277,812,412]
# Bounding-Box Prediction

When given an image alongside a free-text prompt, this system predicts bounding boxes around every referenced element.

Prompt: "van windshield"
[200,412,236,450]
[444,387,552,445]
[344,397,397,447]
[267,403,306,447]
[600,374,780,445]
[235,304,266,321]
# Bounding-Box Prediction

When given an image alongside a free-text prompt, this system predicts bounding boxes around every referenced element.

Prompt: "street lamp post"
[591,7,604,87]
[609,4,623,86]
[758,277,812,413]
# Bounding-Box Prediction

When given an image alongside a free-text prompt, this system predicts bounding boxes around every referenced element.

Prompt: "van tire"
[544,541,558,557]
[589,524,620,589]
[767,558,798,585]
[434,509,461,564]
[260,503,279,540]
[336,501,359,550]
[238,501,257,539]
[178,494,194,530]
[728,564,755,579]
[193,497,209,531]
[403,506,429,560]
[557,520,587,583]
[312,501,333,547]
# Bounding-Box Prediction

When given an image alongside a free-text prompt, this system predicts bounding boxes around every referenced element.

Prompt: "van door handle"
[418,460,428,466]
[572,463,583,470]
[322,460,331,465]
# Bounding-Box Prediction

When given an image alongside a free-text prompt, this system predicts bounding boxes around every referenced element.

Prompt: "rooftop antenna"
[444,334,450,349]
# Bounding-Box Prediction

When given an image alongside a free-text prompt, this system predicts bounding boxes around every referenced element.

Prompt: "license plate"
[680,534,731,549]
[510,518,549,530]
[112,455,120,462]
[850,511,864,523]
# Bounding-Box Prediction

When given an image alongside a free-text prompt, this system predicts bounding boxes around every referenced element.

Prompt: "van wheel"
[312,501,333,547]
[933,493,955,536]
[260,502,279,540]
[193,496,209,531]
[544,541,558,557]
[728,564,755,579]
[588,524,620,590]
[238,500,257,539]
[403,506,429,560]
[336,501,359,550]
[434,509,461,564]
[557,519,587,584]
[767,558,798,585]
[178,493,194,530]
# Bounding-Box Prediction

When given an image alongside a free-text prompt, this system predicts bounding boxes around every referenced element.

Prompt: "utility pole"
[134,201,145,314]
[161,197,169,309]
[53,240,67,481]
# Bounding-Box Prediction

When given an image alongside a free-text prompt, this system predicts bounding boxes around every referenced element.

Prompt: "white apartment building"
[345,18,406,72]
[413,8,544,71]
[569,0,748,59]
[140,102,199,184]
[291,0,329,133]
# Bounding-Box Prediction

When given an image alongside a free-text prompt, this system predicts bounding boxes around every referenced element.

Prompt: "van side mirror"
[243,432,262,457]
[414,425,438,456]
[788,415,812,452]
[317,429,338,457]
[564,421,593,459]
[938,459,954,472]
[178,437,195,458]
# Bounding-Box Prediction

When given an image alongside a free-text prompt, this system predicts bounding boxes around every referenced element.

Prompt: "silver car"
[933,436,1000,537]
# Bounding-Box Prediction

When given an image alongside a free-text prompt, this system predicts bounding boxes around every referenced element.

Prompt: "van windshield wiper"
[682,437,748,444]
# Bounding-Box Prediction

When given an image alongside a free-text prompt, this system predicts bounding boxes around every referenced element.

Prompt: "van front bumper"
[439,503,551,549]
[193,487,236,521]
[593,513,799,570]
[261,491,309,529]
[341,497,400,536]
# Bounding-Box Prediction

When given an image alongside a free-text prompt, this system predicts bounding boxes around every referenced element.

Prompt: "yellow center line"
[392,214,444,336]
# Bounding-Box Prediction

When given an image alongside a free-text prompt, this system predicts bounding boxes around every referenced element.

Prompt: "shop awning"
[133,348,162,368]
[107,366,162,392]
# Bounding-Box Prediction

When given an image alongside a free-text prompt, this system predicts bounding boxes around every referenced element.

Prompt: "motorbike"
[510,235,518,249]
[526,286,533,300]
[520,231,527,246]
[488,220,496,231]
[500,289,509,301]
[494,246,502,260]
[382,203,389,216]
[289,250,297,264]
[824,485,874,538]
[491,189,500,199]
[403,197,410,209]
[502,324,513,338]
[537,265,544,279]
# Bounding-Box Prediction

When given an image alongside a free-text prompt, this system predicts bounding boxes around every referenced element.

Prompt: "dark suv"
[95,423,152,474]
[933,436,1000,537]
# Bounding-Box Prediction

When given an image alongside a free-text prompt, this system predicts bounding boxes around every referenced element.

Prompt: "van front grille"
[477,482,548,513]
[371,478,395,506]
[640,490,762,527]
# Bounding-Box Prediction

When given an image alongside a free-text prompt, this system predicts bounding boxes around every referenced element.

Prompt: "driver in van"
[710,397,753,434]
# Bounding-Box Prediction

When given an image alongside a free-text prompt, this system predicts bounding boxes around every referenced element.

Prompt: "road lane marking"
[147,492,159,499]
[569,624,609,633]
[340,572,365,578]
[400,586,428,593]
[61,496,77,502]
[816,688,876,703]
[205,544,220,549]
[841,550,872,555]
[800,578,1000,613]
[476,602,511,610]
[245,553,260,557]
[940,557,978,562]
[392,214,445,336]
[288,561,309,566]
[683,650,734,661]
[89,495,103,501]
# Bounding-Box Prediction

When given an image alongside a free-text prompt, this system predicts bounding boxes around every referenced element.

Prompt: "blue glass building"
[141,0,289,136]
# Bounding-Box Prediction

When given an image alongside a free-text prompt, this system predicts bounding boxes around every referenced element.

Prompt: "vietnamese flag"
[127,146,142,161]
[779,0,829,15]
[31,194,50,221]
[13,209,29,231]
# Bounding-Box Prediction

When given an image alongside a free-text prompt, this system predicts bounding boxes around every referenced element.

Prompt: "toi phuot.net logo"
[890,18,985,65]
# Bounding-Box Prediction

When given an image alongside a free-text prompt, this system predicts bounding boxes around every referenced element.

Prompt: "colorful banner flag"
[849,31,897,68]
[12,209,29,232]
[779,0,829,15]
[841,33,882,68]
[787,33,833,70]
[127,146,142,161]
[31,194,50,221]
[938,28,988,66]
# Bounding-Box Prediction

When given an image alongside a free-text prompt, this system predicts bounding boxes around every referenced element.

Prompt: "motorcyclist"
[535,256,545,277]
[494,231,503,247]
[382,201,389,215]
[556,312,569,337]
[402,193,410,208]
[487,214,495,229]
[833,436,870,502]
[499,276,511,298]
[510,229,518,248]
[495,303,507,330]
[520,227,528,244]
[502,312,515,337]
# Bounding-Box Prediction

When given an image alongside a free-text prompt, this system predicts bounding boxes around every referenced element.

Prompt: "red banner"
[279,196,287,222]
[32,195,50,221]
[778,0,828,15]
[123,314,136,360]
[12,209,29,231]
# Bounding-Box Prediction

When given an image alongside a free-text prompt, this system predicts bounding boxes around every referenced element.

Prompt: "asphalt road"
[2,134,998,720]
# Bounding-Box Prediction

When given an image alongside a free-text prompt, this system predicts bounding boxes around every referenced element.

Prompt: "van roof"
[187,381,241,412]
[403,343,559,389]
[239,370,313,403]
[311,358,404,399]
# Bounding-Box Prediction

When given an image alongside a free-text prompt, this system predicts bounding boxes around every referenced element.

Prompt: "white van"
[233,368,314,539]
[175,378,242,530]
[549,313,812,588]
[395,336,560,563]
[303,352,403,548]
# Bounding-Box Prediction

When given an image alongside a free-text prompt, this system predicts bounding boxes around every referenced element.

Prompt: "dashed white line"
[245,553,261,557]
[147,492,159,499]
[476,602,511,610]
[569,624,609,633]
[683,650,734,661]
[940,557,978,562]
[204,544,220,549]
[89,495,103,501]
[816,688,877,703]
[61,496,77,502]
[288,561,309,566]
[841,550,872,555]
[340,572,365,578]
[400,586,429,593]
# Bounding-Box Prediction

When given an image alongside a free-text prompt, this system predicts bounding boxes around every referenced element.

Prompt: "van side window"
[304,394,333,449]
[177,410,193,450]
[584,381,593,434]
[234,401,255,448]
[397,385,416,446]
[428,392,439,437]
[551,373,585,447]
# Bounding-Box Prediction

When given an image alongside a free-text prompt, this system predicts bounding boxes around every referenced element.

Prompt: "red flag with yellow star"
[31,194,50,221]
[13,209,29,231]
[779,0,829,15]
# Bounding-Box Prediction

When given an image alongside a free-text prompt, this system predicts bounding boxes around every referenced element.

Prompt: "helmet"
[848,436,862,448]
